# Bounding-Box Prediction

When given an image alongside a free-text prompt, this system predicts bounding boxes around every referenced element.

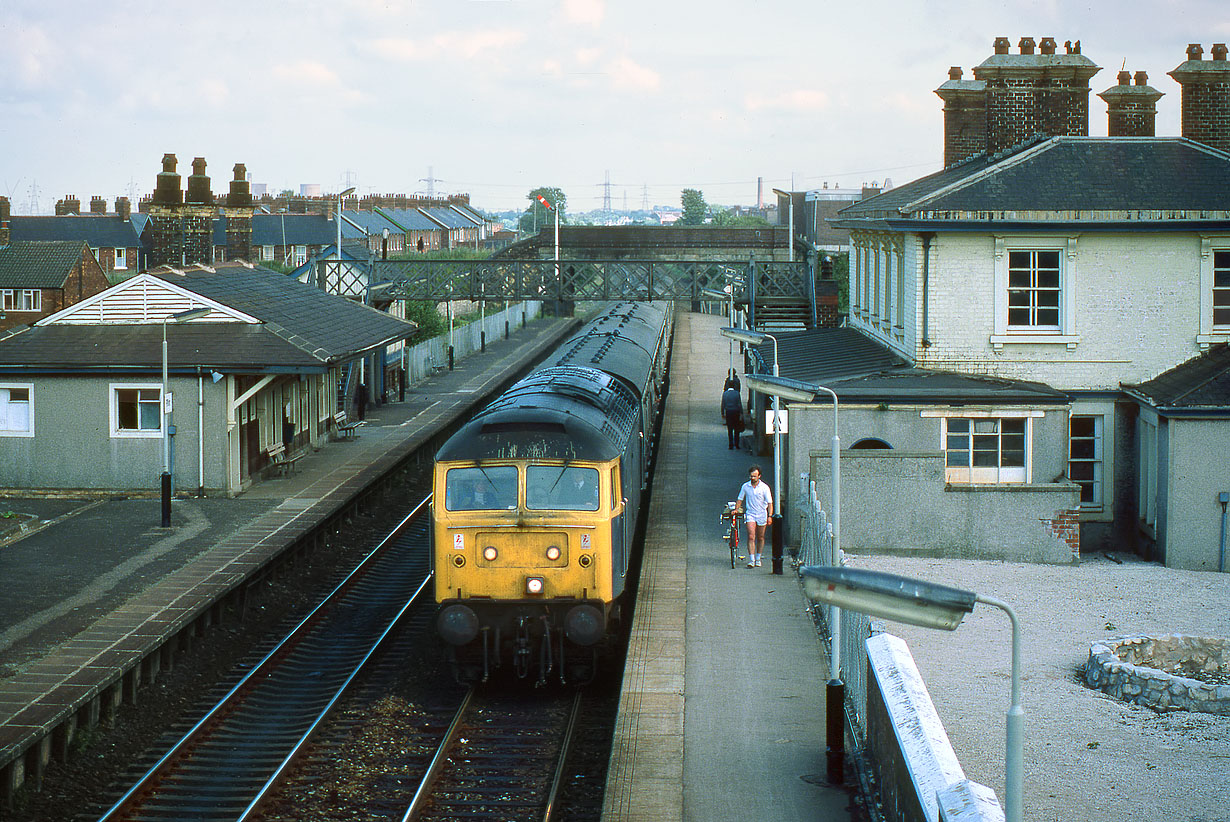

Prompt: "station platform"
[0,314,581,798]
[603,311,857,821]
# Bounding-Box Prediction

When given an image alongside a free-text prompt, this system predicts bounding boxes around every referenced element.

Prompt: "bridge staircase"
[752,298,813,333]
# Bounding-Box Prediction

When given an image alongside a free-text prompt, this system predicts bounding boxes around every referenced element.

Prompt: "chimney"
[935,65,988,166]
[224,162,255,262]
[0,196,10,246]
[153,154,183,205]
[973,35,1101,155]
[90,196,107,214]
[1169,43,1230,152]
[1099,70,1163,137]
[186,157,212,204]
[115,197,132,220]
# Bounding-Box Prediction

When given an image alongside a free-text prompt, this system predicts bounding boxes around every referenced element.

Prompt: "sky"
[2,1,1227,216]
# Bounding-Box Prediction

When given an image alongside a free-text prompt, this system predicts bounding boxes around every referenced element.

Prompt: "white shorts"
[747,515,768,527]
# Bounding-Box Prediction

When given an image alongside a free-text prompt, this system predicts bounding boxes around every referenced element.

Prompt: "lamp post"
[719,327,782,569]
[161,307,210,526]
[381,226,389,260]
[801,566,1023,822]
[743,372,842,780]
[701,287,736,373]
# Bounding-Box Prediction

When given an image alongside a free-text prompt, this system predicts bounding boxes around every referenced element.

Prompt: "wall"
[913,232,1210,391]
[791,404,1080,563]
[0,374,230,493]
[1162,417,1230,570]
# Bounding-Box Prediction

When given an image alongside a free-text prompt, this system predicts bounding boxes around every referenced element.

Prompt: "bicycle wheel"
[728,516,738,568]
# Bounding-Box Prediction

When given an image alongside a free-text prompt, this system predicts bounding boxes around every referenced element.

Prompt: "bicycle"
[720,501,743,568]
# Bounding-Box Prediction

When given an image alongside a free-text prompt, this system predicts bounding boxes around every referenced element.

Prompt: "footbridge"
[312,226,829,330]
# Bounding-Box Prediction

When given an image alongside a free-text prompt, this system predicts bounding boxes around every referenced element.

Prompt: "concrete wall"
[789,403,1080,563]
[1161,417,1230,571]
[0,374,230,492]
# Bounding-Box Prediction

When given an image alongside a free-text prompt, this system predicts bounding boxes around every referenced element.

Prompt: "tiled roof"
[0,262,415,371]
[837,137,1230,222]
[8,215,142,247]
[0,241,86,288]
[379,208,444,231]
[1124,344,1230,410]
[153,262,413,361]
[747,325,1067,404]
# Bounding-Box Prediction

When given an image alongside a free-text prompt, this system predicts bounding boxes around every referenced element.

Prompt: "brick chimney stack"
[150,154,183,267]
[972,35,1101,155]
[935,66,988,166]
[224,163,255,262]
[56,196,81,216]
[182,158,214,265]
[1169,43,1230,153]
[0,196,10,247]
[90,196,107,215]
[115,197,132,220]
[1099,70,1163,136]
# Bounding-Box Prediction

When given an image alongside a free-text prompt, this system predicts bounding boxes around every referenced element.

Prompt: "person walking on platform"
[736,465,772,567]
[721,383,743,450]
[723,369,740,391]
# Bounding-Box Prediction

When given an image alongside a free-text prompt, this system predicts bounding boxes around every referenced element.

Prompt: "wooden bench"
[265,442,303,477]
[427,355,447,376]
[334,410,366,440]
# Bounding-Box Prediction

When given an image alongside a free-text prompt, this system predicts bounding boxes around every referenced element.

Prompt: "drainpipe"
[920,232,934,349]
[197,367,205,498]
[1219,492,1229,572]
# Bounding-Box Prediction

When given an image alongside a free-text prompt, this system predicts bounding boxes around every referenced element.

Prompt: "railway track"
[403,688,584,822]
[96,498,433,822]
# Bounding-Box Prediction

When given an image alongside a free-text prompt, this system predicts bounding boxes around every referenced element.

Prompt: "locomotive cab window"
[527,465,601,511]
[445,466,518,511]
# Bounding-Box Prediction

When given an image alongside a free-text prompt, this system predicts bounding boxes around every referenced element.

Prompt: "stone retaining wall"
[1085,634,1230,714]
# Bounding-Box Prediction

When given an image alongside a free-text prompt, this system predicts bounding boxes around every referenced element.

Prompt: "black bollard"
[505,319,510,339]
[771,513,784,574]
[448,345,455,370]
[481,330,486,353]
[826,678,845,783]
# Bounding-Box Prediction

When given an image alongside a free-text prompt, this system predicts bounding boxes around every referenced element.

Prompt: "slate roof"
[339,210,401,238]
[420,206,478,229]
[8,216,142,248]
[0,241,87,288]
[834,137,1230,227]
[1124,344,1230,411]
[209,213,340,246]
[744,326,1067,405]
[379,208,444,231]
[0,262,414,373]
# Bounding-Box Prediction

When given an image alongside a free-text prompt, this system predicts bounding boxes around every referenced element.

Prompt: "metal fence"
[796,477,875,749]
[396,300,544,386]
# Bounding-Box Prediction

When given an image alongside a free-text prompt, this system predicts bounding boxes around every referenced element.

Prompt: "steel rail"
[540,689,585,822]
[400,687,476,822]
[97,496,433,822]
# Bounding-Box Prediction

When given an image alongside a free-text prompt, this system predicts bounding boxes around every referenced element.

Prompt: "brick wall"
[1043,509,1082,560]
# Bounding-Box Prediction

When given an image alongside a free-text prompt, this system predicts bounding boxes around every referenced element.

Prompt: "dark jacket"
[721,387,742,416]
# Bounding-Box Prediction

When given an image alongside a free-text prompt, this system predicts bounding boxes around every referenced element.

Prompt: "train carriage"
[432,302,672,685]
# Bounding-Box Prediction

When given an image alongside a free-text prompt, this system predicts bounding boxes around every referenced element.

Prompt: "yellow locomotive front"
[433,456,629,684]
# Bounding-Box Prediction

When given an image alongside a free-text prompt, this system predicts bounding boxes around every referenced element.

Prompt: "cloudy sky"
[2,0,1226,215]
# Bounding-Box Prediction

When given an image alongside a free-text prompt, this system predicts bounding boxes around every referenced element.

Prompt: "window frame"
[1068,414,1104,512]
[991,235,1080,349]
[110,382,164,439]
[2,289,42,313]
[0,383,34,437]
[1199,238,1230,346]
[925,409,1041,484]
[114,247,128,270]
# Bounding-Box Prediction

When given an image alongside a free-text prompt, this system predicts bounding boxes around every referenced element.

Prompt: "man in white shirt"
[735,465,773,568]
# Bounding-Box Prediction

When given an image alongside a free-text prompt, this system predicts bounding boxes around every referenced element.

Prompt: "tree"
[710,208,771,228]
[679,188,707,225]
[518,187,568,236]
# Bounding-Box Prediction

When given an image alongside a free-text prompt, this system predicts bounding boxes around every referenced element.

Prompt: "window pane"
[1035,250,1061,268]
[1037,307,1060,325]
[1007,251,1031,268]
[1071,439,1096,459]
[1070,417,1095,437]
[1214,250,1230,268]
[527,465,600,511]
[1008,270,1031,288]
[138,401,161,430]
[445,466,518,511]
[946,450,968,467]
[1069,462,1095,481]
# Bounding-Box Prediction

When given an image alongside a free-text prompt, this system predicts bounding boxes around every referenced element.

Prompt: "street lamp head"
[339,186,356,198]
[170,307,210,324]
[800,566,976,631]
[701,288,731,300]
[745,374,820,403]
[382,227,390,239]
[720,326,770,346]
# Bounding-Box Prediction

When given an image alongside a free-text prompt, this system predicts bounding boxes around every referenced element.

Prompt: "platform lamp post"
[719,327,781,565]
[801,566,1023,822]
[161,307,210,526]
[746,374,841,778]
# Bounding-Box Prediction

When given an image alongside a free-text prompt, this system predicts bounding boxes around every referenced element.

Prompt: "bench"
[427,356,447,376]
[334,410,366,440]
[265,442,303,477]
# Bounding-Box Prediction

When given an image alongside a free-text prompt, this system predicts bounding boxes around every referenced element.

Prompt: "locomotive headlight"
[482,546,498,562]
[452,554,466,568]
[526,577,545,595]
[546,545,562,561]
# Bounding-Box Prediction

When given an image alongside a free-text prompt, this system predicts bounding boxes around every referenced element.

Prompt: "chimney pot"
[1187,43,1204,61]
[993,36,1010,55]
[1118,70,1132,85]
[1019,37,1036,55]
[1073,40,1081,54]
[1039,37,1057,55]
[1214,43,1228,61]
[948,66,963,80]
[1134,70,1149,86]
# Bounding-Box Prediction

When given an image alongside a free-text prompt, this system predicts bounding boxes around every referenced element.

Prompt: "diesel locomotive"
[432,301,673,684]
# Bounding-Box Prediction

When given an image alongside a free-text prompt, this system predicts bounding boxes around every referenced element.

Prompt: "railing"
[396,300,544,386]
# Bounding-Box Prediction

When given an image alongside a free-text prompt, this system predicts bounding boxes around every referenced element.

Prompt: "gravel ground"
[843,550,1230,822]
